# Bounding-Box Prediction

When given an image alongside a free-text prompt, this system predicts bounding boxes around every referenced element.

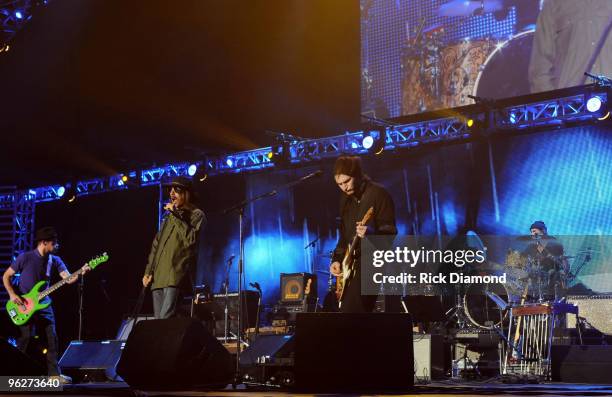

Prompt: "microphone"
[300,170,323,182]
[249,282,261,292]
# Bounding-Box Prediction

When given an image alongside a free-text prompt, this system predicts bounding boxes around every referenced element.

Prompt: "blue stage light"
[587,96,603,113]
[15,11,23,19]
[226,158,233,167]
[362,135,374,149]
[509,112,517,124]
[187,164,197,176]
[57,186,65,197]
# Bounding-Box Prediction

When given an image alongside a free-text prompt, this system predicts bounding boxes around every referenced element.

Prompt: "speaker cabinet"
[116,318,234,389]
[0,338,45,376]
[552,345,612,383]
[294,313,414,391]
[59,340,124,382]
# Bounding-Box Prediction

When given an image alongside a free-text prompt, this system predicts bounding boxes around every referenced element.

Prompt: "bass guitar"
[6,253,109,326]
[336,207,374,304]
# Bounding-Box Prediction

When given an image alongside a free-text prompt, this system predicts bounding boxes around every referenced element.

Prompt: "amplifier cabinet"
[566,295,612,335]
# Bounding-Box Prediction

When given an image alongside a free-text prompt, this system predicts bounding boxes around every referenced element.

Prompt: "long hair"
[334,156,364,178]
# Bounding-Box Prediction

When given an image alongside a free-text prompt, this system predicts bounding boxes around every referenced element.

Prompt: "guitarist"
[329,156,397,313]
[2,226,87,380]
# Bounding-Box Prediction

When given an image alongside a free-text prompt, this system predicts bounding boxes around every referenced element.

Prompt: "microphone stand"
[221,170,323,385]
[223,256,234,343]
[78,275,85,340]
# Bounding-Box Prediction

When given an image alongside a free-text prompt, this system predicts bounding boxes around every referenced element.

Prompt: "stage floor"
[54,381,612,397]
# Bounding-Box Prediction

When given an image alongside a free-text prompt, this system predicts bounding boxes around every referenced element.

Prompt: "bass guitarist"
[2,226,87,382]
[329,156,397,313]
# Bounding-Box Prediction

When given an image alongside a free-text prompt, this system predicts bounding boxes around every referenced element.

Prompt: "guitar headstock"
[304,278,312,296]
[87,252,109,270]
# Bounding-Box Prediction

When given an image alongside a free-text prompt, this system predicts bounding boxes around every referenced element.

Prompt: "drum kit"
[445,233,585,331]
[401,0,534,116]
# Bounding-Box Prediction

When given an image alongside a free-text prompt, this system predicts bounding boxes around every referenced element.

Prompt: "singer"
[143,176,205,319]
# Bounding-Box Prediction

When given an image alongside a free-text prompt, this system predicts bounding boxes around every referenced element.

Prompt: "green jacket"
[144,206,205,290]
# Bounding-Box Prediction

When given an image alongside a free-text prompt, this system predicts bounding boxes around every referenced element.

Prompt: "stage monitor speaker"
[551,345,612,383]
[116,318,233,389]
[294,313,413,391]
[239,334,294,367]
[0,338,45,376]
[59,340,124,383]
[115,316,155,340]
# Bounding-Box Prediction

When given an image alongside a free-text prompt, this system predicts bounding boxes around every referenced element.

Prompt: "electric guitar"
[6,253,109,326]
[336,207,374,303]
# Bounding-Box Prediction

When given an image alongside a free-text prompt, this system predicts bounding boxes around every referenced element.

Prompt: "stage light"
[587,96,603,113]
[351,141,359,149]
[187,164,197,176]
[15,11,23,19]
[268,143,291,166]
[226,158,233,167]
[362,135,374,149]
[467,119,475,128]
[121,175,129,183]
[509,112,517,124]
[42,348,47,354]
[62,184,77,203]
[57,186,65,197]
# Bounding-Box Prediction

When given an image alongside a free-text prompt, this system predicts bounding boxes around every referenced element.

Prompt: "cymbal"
[438,0,503,17]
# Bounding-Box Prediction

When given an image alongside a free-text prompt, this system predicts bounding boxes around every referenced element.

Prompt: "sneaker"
[52,374,72,384]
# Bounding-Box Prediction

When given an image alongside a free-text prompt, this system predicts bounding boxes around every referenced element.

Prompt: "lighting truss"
[12,190,35,259]
[496,92,608,130]
[0,86,609,206]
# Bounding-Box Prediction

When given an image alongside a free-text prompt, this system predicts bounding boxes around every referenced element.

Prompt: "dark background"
[0,0,360,187]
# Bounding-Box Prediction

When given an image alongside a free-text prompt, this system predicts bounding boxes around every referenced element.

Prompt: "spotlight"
[15,11,23,19]
[57,186,65,197]
[42,348,47,354]
[362,135,374,149]
[61,184,77,204]
[587,96,603,113]
[466,119,475,128]
[187,164,197,177]
[121,175,129,183]
[226,158,233,167]
[268,142,291,166]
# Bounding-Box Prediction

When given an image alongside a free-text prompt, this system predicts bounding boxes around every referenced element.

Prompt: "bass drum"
[473,29,535,100]
[464,282,509,329]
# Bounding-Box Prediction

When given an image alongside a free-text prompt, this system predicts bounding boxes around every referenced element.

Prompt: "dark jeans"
[152,287,179,319]
[17,306,60,376]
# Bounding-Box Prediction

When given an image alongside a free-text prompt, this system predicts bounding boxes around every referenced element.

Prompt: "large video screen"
[361,0,612,118]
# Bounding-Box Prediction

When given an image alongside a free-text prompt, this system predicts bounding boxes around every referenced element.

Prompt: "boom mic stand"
[221,169,323,385]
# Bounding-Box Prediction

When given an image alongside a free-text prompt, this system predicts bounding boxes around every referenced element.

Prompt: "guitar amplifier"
[566,295,612,335]
[280,273,316,304]
[193,291,259,337]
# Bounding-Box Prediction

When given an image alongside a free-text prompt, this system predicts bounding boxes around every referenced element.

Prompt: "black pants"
[17,306,60,376]
[340,272,377,313]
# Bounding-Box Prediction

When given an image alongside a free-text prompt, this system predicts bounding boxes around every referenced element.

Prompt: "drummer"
[522,221,567,299]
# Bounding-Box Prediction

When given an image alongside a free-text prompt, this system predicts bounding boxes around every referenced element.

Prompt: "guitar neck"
[38,266,86,300]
